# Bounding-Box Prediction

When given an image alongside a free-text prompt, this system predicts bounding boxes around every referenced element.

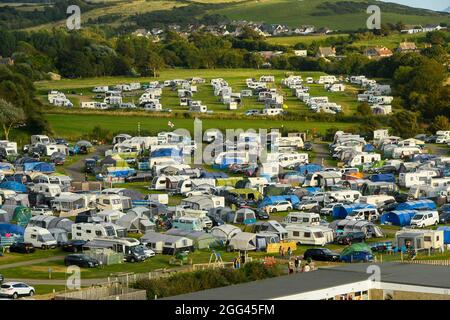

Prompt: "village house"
[397,42,419,53]
[0,56,14,66]
[316,47,336,58]
[364,47,393,59]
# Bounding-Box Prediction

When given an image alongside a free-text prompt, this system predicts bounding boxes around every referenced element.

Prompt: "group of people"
[287,255,315,274]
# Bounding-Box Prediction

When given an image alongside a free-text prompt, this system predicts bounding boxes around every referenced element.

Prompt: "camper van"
[71,223,118,241]
[285,225,333,246]
[172,216,205,232]
[345,208,379,222]
[399,171,436,188]
[24,226,57,249]
[283,212,321,226]
[410,211,439,228]
[324,190,361,204]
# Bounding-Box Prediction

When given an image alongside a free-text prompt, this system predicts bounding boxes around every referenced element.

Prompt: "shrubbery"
[132,262,282,299]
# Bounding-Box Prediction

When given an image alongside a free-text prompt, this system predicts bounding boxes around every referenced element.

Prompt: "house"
[0,56,14,66]
[364,47,393,59]
[397,42,418,53]
[316,47,336,58]
[294,50,308,57]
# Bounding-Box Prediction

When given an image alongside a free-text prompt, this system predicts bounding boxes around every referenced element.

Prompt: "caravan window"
[304,232,311,238]
[290,217,298,222]
[95,231,102,236]
[314,232,324,238]
[424,236,431,242]
[31,234,37,239]
[293,231,300,237]
[302,218,309,223]
[182,240,188,246]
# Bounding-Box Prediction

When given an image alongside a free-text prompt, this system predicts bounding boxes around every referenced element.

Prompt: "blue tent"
[107,168,136,178]
[411,154,434,162]
[370,174,395,183]
[380,210,417,227]
[296,164,322,175]
[437,226,450,244]
[0,181,27,193]
[363,144,375,152]
[395,200,436,211]
[259,195,300,209]
[332,203,376,220]
[31,162,55,173]
[151,148,182,158]
[0,223,24,236]
[304,187,322,194]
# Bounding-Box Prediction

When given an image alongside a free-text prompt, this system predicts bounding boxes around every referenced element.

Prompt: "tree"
[356,103,372,116]
[389,110,420,138]
[0,99,26,140]
[429,115,450,133]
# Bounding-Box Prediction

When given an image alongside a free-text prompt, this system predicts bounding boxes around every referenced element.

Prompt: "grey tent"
[0,209,10,223]
[165,229,216,249]
[328,219,384,238]
[28,216,73,233]
[117,210,155,233]
[141,231,194,254]
[49,228,69,244]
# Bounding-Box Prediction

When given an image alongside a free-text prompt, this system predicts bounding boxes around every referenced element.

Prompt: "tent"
[229,232,256,251]
[340,243,372,257]
[329,219,384,238]
[0,223,24,236]
[258,195,300,209]
[23,162,55,173]
[11,206,32,227]
[200,171,228,179]
[0,181,27,193]
[370,174,395,183]
[332,203,376,220]
[151,148,182,159]
[380,210,417,227]
[363,144,375,152]
[165,229,215,249]
[437,226,450,244]
[211,224,241,243]
[233,208,256,225]
[395,200,436,211]
[296,164,322,175]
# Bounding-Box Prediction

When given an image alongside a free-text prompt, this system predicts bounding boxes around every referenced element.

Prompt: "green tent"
[341,243,372,256]
[11,206,32,228]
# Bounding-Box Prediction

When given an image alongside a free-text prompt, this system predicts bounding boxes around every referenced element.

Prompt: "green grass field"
[267,33,349,46]
[211,0,449,30]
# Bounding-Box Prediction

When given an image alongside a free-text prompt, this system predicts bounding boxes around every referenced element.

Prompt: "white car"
[267,201,292,213]
[302,192,325,203]
[320,203,343,216]
[142,247,156,259]
[410,211,439,228]
[0,282,35,299]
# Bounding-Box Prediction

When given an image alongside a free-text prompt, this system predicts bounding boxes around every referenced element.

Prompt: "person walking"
[294,256,300,272]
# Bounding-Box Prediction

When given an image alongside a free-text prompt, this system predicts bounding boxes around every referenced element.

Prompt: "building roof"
[167,262,450,300]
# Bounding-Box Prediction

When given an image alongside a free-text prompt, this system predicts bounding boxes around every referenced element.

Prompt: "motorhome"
[436,131,450,144]
[283,212,321,226]
[266,152,308,168]
[171,216,205,232]
[392,146,422,159]
[24,226,57,249]
[324,190,361,204]
[31,135,51,145]
[285,225,334,246]
[399,171,437,188]
[359,195,395,207]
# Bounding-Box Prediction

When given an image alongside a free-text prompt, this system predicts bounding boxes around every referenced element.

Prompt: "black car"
[335,232,366,245]
[425,135,437,143]
[303,248,340,262]
[84,158,97,173]
[303,142,313,151]
[62,240,87,253]
[124,247,147,263]
[64,254,99,268]
[439,211,450,224]
[9,242,36,254]
[255,209,270,220]
[438,204,450,215]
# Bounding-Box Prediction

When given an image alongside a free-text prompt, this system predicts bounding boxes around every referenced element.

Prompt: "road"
[64,144,111,181]
[427,143,449,157]
[311,142,330,166]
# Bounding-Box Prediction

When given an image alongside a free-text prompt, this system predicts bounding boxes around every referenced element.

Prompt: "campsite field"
[36,68,361,139]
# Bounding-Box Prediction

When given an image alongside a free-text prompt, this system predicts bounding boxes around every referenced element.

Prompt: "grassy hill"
[3,0,448,31]
[209,0,449,30]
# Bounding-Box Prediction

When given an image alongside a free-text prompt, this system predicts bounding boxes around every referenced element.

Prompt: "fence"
[54,283,147,300]
[395,260,450,266]
[107,268,182,286]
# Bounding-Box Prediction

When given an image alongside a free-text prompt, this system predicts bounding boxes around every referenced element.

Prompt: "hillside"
[0,0,448,31]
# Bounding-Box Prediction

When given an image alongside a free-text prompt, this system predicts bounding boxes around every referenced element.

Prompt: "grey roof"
[166,262,450,300]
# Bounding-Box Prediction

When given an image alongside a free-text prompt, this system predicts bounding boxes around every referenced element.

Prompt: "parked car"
[137,245,155,259]
[64,254,99,268]
[440,211,450,224]
[320,203,343,216]
[303,248,340,262]
[340,251,374,263]
[303,142,313,151]
[125,246,148,263]
[410,211,439,228]
[438,204,450,215]
[335,232,366,245]
[62,240,87,253]
[255,209,270,220]
[267,201,293,213]
[295,200,320,211]
[125,173,153,183]
[9,242,36,254]
[0,282,35,299]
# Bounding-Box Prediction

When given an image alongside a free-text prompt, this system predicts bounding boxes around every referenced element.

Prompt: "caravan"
[71,223,119,241]
[24,226,57,249]
[285,225,333,246]
[283,212,321,226]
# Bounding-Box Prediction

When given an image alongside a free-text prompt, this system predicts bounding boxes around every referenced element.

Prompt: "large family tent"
[437,226,450,244]
[211,224,241,243]
[25,162,55,173]
[233,208,257,225]
[340,243,372,259]
[332,203,375,220]
[165,229,216,249]
[229,232,257,251]
[258,195,300,209]
[329,220,384,238]
[380,210,417,227]
[0,181,27,193]
[370,174,395,183]
[395,200,436,211]
[10,206,32,227]
[0,223,24,236]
